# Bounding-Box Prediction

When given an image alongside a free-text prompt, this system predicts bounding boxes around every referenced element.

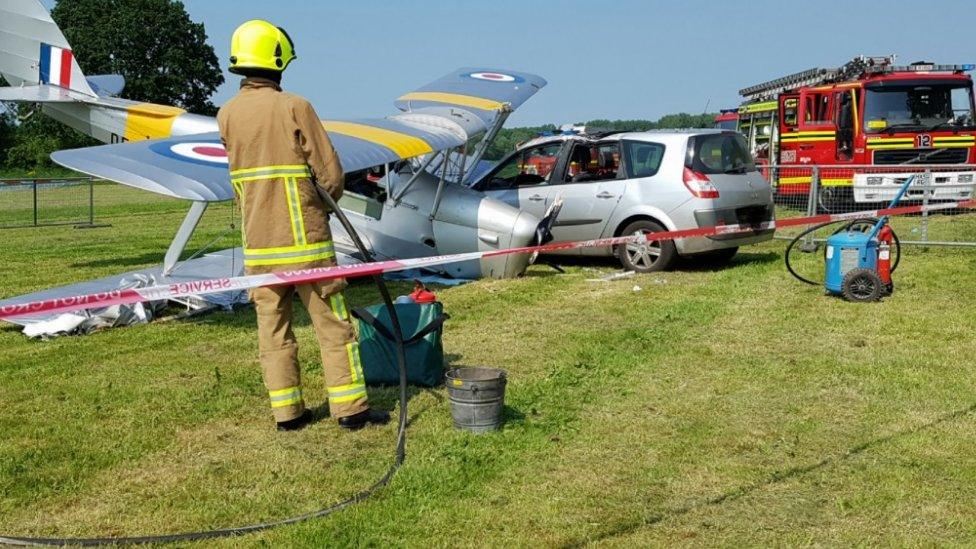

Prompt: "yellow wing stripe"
[322,121,433,159]
[397,91,506,111]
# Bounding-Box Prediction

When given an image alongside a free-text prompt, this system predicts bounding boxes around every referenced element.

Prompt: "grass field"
[2,185,976,546]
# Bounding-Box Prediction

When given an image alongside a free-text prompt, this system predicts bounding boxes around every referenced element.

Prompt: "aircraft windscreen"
[344,166,388,203]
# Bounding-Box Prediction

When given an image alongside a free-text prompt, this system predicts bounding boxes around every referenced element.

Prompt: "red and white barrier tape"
[2,199,974,320]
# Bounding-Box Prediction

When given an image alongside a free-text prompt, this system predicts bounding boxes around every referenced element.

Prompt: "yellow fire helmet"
[229,20,296,74]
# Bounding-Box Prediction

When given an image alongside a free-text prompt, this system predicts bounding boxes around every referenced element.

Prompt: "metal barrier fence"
[766,164,976,247]
[0,177,97,229]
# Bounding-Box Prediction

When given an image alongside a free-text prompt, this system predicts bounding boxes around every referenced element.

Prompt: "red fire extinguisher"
[877,225,894,295]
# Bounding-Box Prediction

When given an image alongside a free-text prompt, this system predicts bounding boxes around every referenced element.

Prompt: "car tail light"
[682,167,719,198]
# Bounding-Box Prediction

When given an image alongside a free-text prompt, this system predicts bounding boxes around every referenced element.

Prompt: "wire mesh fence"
[0,177,97,229]
[765,164,976,246]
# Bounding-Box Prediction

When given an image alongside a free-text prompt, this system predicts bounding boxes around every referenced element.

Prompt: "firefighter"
[217,20,389,432]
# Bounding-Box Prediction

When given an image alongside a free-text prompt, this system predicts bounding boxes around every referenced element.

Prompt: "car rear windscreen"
[685,133,756,174]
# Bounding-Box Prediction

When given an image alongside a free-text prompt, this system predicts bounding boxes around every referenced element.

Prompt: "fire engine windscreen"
[715,119,738,132]
[863,82,976,132]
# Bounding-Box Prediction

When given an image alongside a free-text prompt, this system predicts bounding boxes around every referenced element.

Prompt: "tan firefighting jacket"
[217,77,344,275]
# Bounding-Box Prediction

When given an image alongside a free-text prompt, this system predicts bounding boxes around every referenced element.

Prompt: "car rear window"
[622,140,665,178]
[685,133,756,174]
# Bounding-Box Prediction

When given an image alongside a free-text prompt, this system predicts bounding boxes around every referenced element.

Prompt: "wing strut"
[392,153,438,203]
[163,201,208,276]
[462,109,511,185]
[429,148,454,220]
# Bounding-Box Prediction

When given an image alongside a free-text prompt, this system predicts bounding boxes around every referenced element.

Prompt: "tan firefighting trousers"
[251,281,368,422]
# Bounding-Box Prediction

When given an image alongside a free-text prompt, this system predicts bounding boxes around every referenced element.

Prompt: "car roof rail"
[580,128,636,139]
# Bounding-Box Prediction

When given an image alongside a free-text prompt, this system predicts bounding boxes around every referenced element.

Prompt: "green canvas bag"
[352,302,448,387]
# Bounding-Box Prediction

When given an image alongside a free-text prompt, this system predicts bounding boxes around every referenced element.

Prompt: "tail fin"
[0,0,195,144]
[0,0,95,96]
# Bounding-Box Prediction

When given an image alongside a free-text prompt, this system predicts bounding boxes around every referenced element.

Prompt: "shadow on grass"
[566,401,976,547]
[527,250,780,277]
[678,251,780,273]
[501,404,525,424]
[309,385,444,429]
[534,255,620,272]
[71,252,165,269]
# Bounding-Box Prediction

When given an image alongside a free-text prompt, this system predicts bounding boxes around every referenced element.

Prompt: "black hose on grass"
[0,185,410,547]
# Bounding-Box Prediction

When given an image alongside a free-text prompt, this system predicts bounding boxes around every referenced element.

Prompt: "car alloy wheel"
[616,219,677,272]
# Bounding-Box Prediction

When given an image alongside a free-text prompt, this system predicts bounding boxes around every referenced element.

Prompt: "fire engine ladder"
[739,55,895,101]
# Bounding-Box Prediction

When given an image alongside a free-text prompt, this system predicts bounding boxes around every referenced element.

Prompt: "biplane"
[0,0,551,327]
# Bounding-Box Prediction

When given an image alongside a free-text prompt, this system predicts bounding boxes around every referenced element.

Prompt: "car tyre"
[616,220,677,272]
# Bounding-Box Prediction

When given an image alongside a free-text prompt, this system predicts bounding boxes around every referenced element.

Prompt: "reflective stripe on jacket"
[217,77,345,275]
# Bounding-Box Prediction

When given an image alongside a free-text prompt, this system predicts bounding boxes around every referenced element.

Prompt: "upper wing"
[394,67,547,125]
[50,67,547,202]
[51,115,472,202]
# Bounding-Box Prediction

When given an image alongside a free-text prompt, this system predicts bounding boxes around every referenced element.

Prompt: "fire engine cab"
[713,109,739,131]
[737,56,976,207]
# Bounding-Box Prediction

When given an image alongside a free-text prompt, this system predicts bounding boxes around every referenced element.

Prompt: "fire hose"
[1,194,974,544]
[0,183,410,547]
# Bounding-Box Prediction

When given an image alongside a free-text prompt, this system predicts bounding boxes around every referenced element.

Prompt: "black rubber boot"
[276,409,313,432]
[338,408,390,431]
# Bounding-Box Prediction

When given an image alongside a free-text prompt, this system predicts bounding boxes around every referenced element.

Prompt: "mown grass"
[1,185,976,546]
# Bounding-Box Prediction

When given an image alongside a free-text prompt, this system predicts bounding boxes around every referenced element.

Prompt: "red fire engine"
[737,56,976,207]
[714,109,739,131]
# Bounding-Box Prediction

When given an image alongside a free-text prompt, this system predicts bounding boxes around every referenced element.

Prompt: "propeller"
[529,195,564,265]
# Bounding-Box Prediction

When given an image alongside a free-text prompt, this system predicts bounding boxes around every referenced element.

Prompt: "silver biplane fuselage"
[333,166,539,279]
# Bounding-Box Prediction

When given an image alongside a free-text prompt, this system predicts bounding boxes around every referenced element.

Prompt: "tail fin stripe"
[38,42,51,84]
[60,48,72,88]
[47,44,60,84]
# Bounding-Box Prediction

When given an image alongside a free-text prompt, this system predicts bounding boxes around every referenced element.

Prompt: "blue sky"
[50,0,976,126]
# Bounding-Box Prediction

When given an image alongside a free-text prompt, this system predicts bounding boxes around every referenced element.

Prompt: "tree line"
[0,0,716,172]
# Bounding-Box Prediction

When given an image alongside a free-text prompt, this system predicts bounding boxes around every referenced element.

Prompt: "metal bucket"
[445,367,507,433]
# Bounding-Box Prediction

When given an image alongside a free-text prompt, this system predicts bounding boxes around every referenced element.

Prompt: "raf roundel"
[169,142,229,165]
[466,71,519,83]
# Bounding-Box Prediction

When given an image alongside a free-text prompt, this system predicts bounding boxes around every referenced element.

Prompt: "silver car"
[470,129,775,271]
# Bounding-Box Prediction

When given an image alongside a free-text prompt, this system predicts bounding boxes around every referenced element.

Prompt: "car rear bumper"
[680,204,775,253]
